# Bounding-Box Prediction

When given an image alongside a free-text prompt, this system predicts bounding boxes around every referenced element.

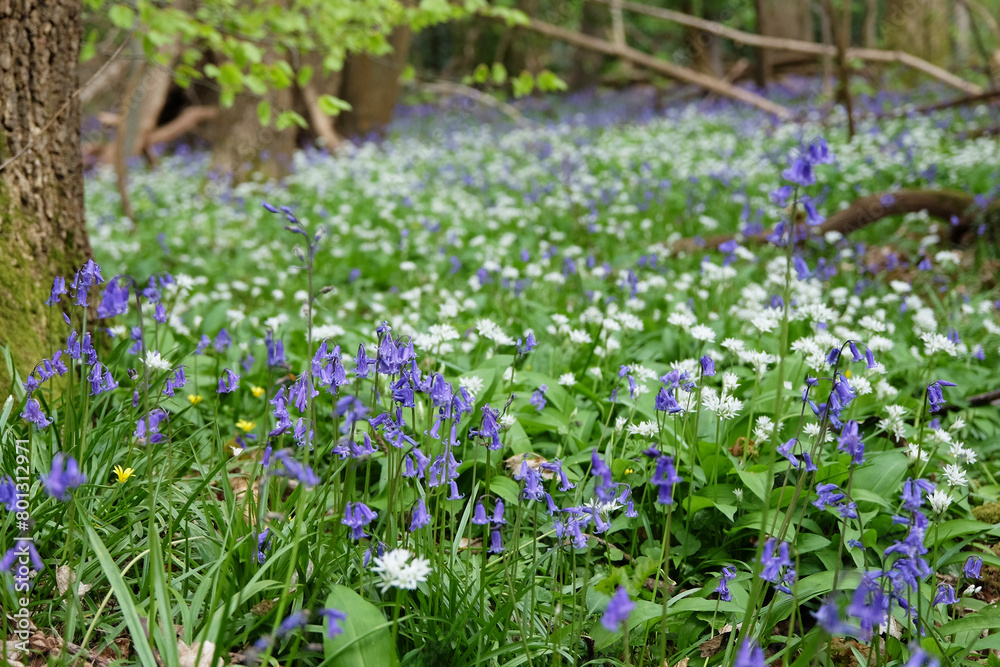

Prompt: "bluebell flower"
[488,530,504,554]
[714,566,736,601]
[195,335,211,355]
[782,157,815,187]
[847,572,887,640]
[0,476,19,512]
[654,386,683,413]
[801,195,825,225]
[256,528,271,564]
[217,368,240,393]
[271,449,320,489]
[770,185,793,207]
[472,501,489,525]
[933,583,957,605]
[734,638,766,667]
[541,459,574,491]
[813,483,845,511]
[848,341,862,362]
[518,332,537,354]
[342,501,378,539]
[41,453,86,501]
[320,608,347,639]
[529,385,547,411]
[45,276,67,306]
[97,277,130,318]
[491,499,507,526]
[1,540,44,573]
[214,328,231,353]
[21,398,52,429]
[904,646,940,667]
[812,597,856,635]
[837,420,864,465]
[87,362,118,395]
[277,610,309,636]
[807,137,834,164]
[777,438,799,468]
[591,449,615,502]
[71,259,104,307]
[700,355,715,377]
[265,330,286,367]
[964,555,983,579]
[927,380,956,413]
[900,478,935,512]
[409,499,430,531]
[759,538,791,583]
[600,586,635,632]
[650,454,682,505]
[517,461,545,502]
[470,405,502,450]
[154,303,167,324]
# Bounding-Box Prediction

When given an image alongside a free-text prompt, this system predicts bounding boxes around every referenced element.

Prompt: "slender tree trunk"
[754,0,813,84]
[570,0,610,88]
[884,0,950,65]
[0,0,91,395]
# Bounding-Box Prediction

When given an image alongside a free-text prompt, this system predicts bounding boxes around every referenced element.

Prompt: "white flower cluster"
[371,549,432,593]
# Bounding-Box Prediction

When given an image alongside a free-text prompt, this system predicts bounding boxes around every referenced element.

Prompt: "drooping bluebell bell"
[195,335,211,355]
[0,476,19,512]
[518,332,537,354]
[1,539,44,574]
[837,420,865,465]
[813,483,846,511]
[927,380,956,413]
[770,185,793,207]
[933,583,957,605]
[256,528,271,564]
[320,608,347,639]
[271,449,320,488]
[964,555,983,579]
[649,454,682,505]
[217,368,240,393]
[714,565,736,601]
[516,460,545,502]
[903,646,940,667]
[600,586,635,632]
[163,366,186,397]
[354,344,372,379]
[734,638,766,667]
[213,328,231,353]
[134,408,168,444]
[541,459,574,491]
[900,478,935,512]
[45,276,67,306]
[489,529,504,554]
[472,501,489,525]
[782,157,815,187]
[87,362,118,395]
[409,498,430,531]
[470,405,502,450]
[759,538,792,583]
[97,277,130,318]
[21,398,52,429]
[812,597,857,636]
[654,386,683,414]
[801,196,825,225]
[71,259,104,307]
[342,502,377,540]
[529,385,548,411]
[700,355,715,377]
[777,438,800,468]
[277,610,309,636]
[41,453,86,500]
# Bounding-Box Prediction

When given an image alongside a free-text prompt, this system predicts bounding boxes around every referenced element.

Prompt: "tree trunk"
[570,0,610,88]
[884,0,950,65]
[337,22,414,138]
[0,0,91,395]
[754,0,813,83]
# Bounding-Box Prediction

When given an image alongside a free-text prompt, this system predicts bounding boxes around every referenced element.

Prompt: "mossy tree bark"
[0,0,91,395]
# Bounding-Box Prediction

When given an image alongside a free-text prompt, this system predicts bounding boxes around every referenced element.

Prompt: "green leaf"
[318,94,352,116]
[939,605,1000,636]
[473,63,489,84]
[535,69,567,92]
[297,65,314,88]
[82,517,158,666]
[399,64,415,83]
[736,467,772,503]
[217,63,243,91]
[511,70,534,98]
[275,110,308,130]
[257,100,272,127]
[491,62,507,85]
[487,476,520,507]
[108,4,134,28]
[323,585,399,666]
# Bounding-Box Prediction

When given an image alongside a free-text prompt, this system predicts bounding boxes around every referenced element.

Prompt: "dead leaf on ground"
[699,622,741,658]
[178,640,224,667]
[56,565,93,597]
[504,453,554,480]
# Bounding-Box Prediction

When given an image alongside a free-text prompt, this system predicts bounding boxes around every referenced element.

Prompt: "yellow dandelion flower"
[236,419,256,432]
[251,385,265,398]
[188,394,203,405]
[113,465,134,483]
[844,369,852,379]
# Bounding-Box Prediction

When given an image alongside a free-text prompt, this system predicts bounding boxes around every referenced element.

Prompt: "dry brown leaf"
[504,453,554,480]
[698,623,740,658]
[178,640,224,667]
[56,565,93,597]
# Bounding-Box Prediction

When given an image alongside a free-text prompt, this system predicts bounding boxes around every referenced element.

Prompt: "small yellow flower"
[188,394,203,405]
[236,419,256,432]
[624,468,635,475]
[844,369,852,379]
[251,385,265,398]
[113,465,134,483]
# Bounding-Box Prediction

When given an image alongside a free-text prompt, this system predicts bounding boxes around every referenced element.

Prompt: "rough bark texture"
[337,23,414,138]
[754,0,813,82]
[885,0,949,65]
[0,0,90,395]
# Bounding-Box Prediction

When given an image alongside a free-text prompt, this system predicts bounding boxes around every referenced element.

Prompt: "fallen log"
[676,189,999,252]
[513,17,793,120]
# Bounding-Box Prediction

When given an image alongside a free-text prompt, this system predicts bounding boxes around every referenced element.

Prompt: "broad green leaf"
[257,100,272,127]
[297,65,314,87]
[487,476,520,507]
[318,94,352,116]
[736,467,772,503]
[323,585,399,666]
[108,4,134,28]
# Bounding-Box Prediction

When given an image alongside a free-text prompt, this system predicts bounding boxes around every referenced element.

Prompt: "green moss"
[973,502,1000,525]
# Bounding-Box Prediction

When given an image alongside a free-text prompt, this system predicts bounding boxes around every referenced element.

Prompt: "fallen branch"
[879,89,1000,118]
[513,17,793,120]
[674,189,999,252]
[588,0,983,95]
[300,82,344,152]
[146,105,219,146]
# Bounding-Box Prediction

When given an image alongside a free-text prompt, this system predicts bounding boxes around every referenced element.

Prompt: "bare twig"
[422,80,535,127]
